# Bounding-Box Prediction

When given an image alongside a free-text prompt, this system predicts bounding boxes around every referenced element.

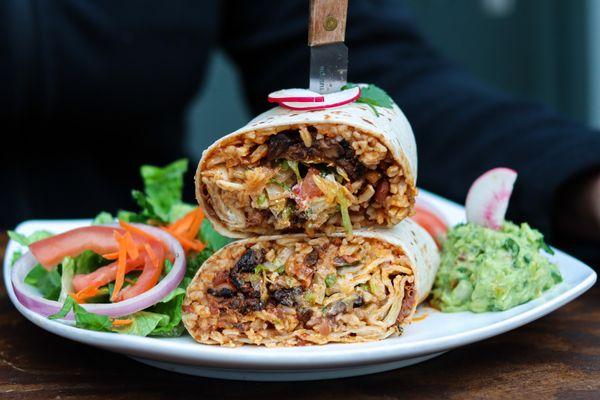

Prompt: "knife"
[308,0,349,94]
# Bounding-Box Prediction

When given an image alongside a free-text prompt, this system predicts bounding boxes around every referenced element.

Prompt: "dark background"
[188,0,599,157]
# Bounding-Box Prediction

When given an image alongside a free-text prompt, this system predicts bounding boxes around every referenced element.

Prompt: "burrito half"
[182,219,439,347]
[196,101,417,237]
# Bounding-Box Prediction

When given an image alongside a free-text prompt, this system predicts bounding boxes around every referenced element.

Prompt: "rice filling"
[199,123,415,235]
[182,235,417,347]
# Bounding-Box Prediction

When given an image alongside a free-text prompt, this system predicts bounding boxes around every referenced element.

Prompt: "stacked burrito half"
[183,98,440,346]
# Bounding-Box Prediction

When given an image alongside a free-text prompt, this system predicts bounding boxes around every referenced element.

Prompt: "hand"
[555,171,600,242]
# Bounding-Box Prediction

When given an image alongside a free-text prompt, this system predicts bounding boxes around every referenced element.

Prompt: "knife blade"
[308,0,349,94]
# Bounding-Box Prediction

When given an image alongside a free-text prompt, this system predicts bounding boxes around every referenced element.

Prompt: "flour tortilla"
[196,100,418,238]
[182,219,439,346]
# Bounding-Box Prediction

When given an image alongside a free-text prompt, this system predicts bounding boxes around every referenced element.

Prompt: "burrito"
[196,101,418,237]
[182,219,439,347]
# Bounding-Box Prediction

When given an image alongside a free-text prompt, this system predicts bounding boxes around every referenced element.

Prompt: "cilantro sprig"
[342,83,394,116]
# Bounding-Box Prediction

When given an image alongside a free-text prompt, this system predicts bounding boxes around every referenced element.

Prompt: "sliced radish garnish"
[465,168,518,230]
[278,87,361,111]
[268,88,324,103]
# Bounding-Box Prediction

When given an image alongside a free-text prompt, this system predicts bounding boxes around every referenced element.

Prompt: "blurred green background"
[185,0,600,159]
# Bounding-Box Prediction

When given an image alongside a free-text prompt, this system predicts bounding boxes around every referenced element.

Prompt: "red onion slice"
[11,224,186,319]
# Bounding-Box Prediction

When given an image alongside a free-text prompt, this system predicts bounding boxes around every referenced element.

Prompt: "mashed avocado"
[431,222,562,312]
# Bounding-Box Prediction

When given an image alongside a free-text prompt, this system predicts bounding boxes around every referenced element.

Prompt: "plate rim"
[3,192,597,370]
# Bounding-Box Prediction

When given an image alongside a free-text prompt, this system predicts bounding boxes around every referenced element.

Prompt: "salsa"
[431,222,562,312]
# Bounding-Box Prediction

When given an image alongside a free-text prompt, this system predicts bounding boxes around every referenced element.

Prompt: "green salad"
[9,159,232,337]
[431,222,562,313]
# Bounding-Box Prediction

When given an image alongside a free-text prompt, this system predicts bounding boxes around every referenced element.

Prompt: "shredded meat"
[266,129,365,180]
[270,287,303,307]
[400,284,415,320]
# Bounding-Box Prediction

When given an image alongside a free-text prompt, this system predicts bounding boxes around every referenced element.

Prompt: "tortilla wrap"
[182,218,439,347]
[196,100,418,238]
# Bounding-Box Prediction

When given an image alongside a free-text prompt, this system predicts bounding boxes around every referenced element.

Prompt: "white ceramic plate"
[3,191,596,381]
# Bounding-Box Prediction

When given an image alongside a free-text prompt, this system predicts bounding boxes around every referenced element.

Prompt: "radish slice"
[278,87,361,111]
[11,224,185,319]
[465,168,518,230]
[268,89,324,103]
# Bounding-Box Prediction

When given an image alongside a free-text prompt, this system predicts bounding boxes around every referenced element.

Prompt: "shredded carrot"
[125,278,136,285]
[185,208,204,238]
[72,286,100,304]
[144,243,160,269]
[111,231,128,301]
[122,231,139,260]
[412,312,429,322]
[102,251,119,260]
[164,208,205,253]
[165,230,205,252]
[168,210,196,236]
[119,220,160,243]
[111,319,133,326]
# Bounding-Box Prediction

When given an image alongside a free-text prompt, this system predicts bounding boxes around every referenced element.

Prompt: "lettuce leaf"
[92,212,114,225]
[112,312,170,336]
[132,159,189,223]
[146,288,187,337]
[8,230,53,246]
[9,230,53,266]
[199,219,232,252]
[50,297,173,336]
[49,297,113,331]
[59,257,75,302]
[25,264,61,300]
[74,250,109,274]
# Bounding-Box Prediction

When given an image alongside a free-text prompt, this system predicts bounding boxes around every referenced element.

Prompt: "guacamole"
[431,222,562,313]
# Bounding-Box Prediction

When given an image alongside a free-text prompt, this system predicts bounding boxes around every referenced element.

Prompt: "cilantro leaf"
[342,83,394,114]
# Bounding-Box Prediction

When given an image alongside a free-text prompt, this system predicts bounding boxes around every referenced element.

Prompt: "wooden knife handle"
[308,0,348,46]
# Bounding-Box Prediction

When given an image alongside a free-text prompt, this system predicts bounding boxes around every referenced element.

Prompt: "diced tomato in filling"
[293,168,322,200]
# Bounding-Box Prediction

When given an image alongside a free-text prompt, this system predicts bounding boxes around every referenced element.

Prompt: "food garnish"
[465,167,517,230]
[268,86,360,110]
[9,159,232,337]
[431,168,562,312]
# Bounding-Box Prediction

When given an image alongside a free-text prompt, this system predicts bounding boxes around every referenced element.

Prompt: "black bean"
[235,248,265,273]
[207,287,235,298]
[297,308,313,326]
[304,248,320,267]
[326,301,347,317]
[353,296,364,308]
[271,287,303,307]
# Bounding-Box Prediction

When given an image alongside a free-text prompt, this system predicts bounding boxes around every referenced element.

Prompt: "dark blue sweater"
[2,0,600,258]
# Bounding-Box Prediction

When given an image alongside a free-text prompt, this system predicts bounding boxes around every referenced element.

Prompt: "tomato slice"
[72,258,145,292]
[412,204,449,249]
[29,226,123,270]
[113,226,166,302]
